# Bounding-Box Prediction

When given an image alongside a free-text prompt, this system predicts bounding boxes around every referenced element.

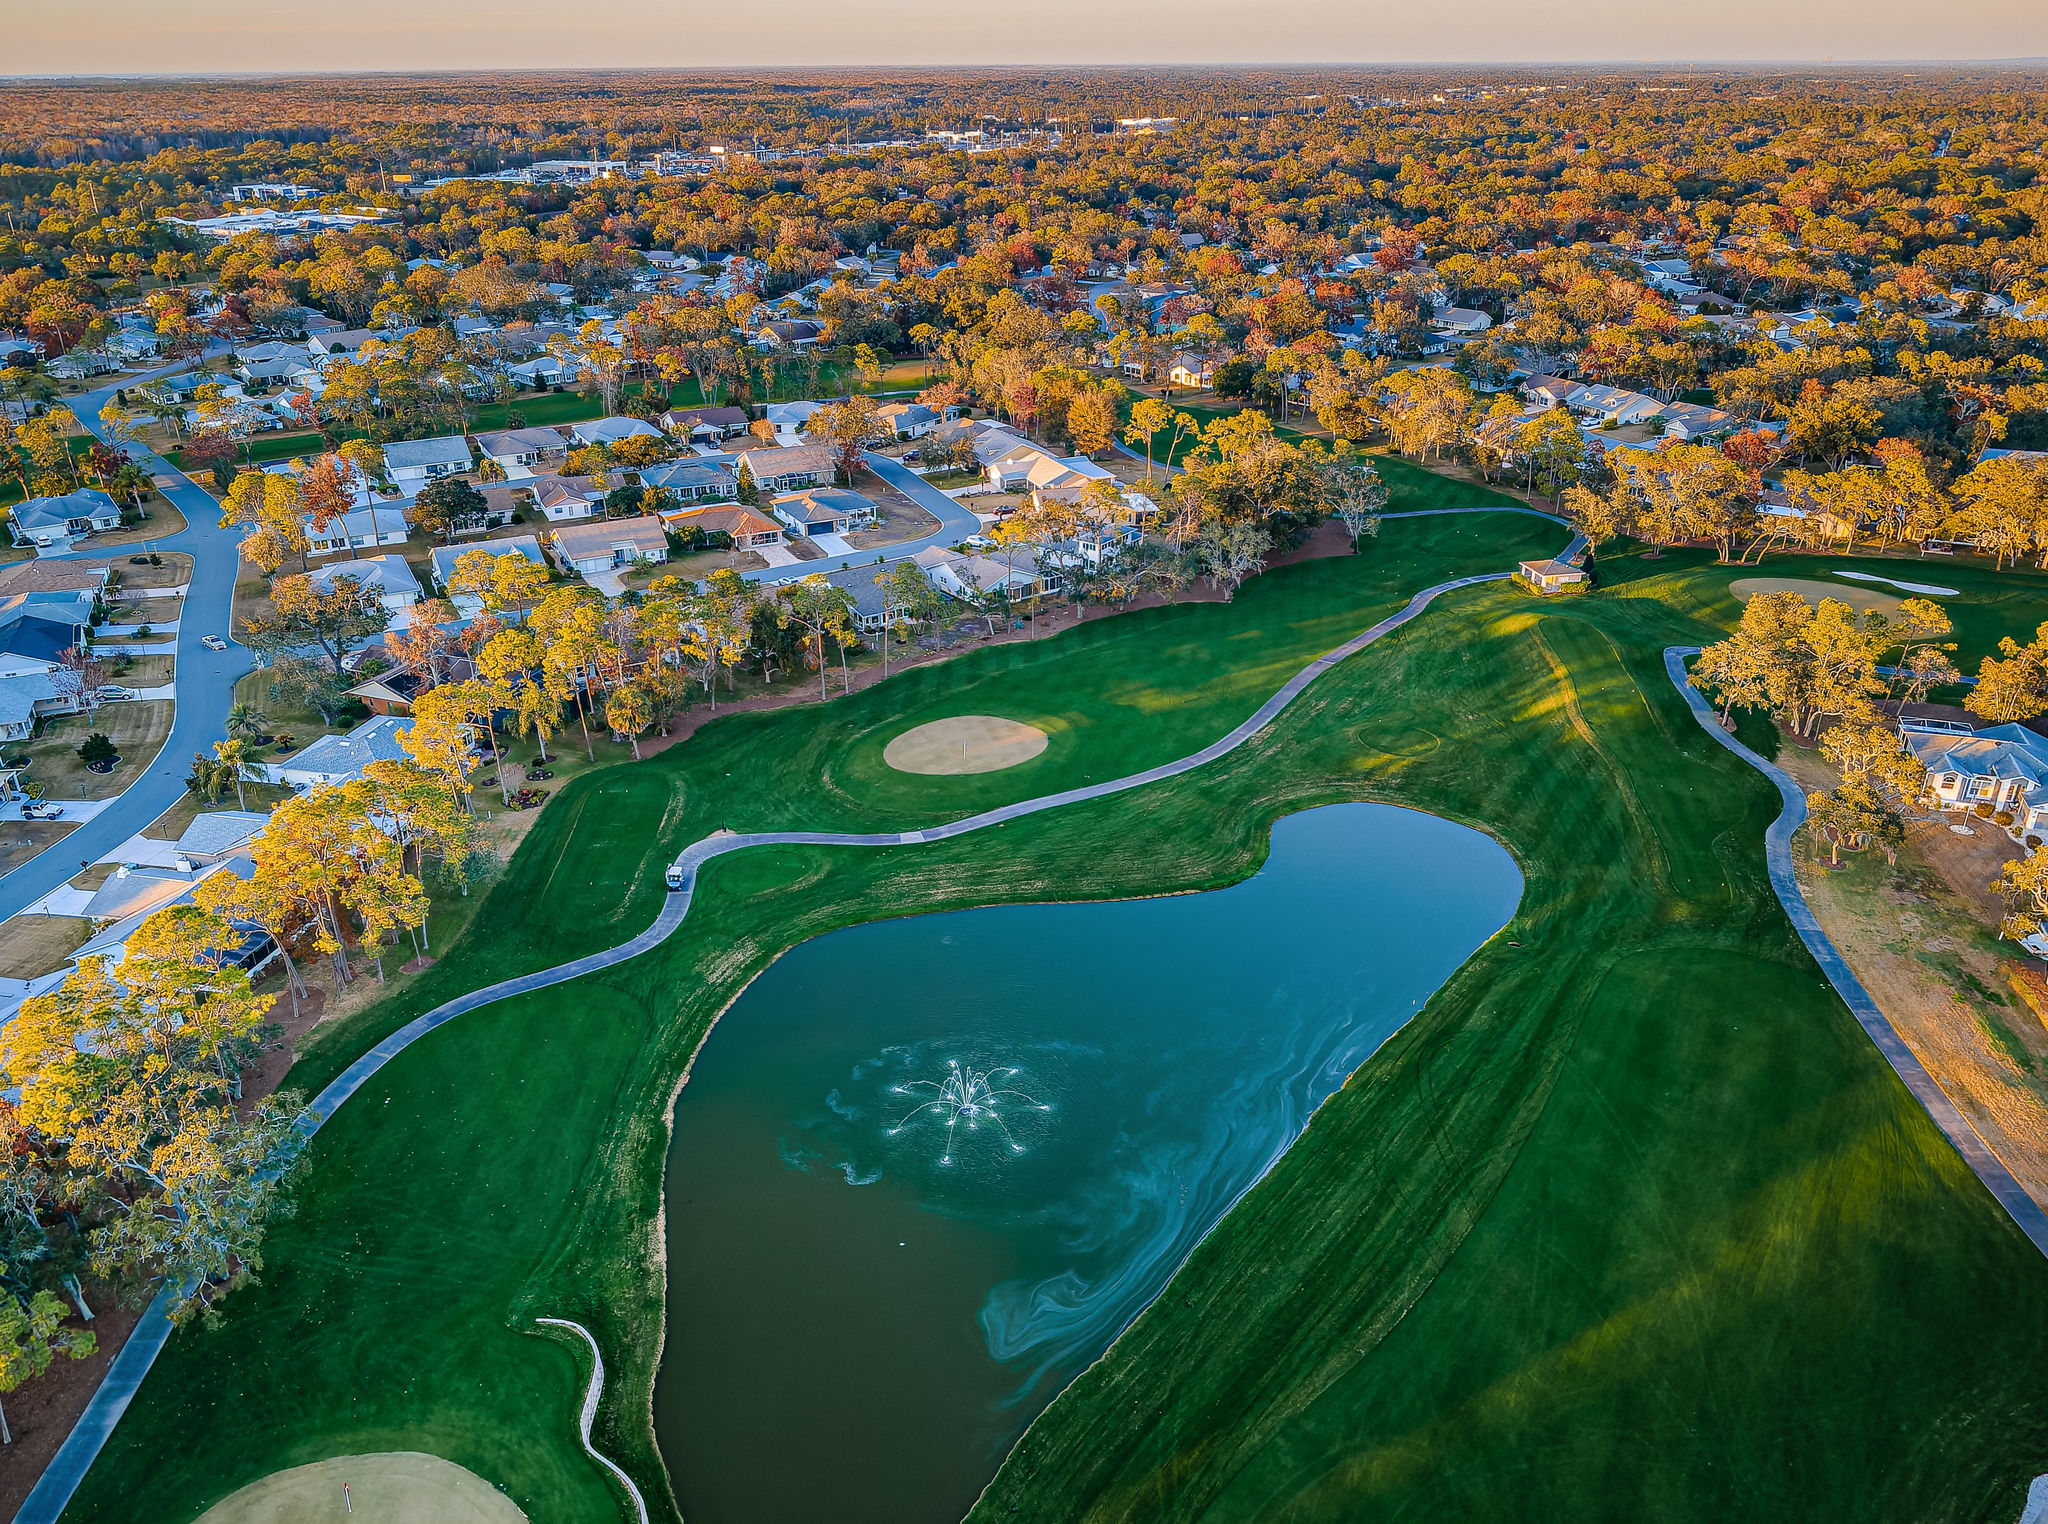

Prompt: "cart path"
[16,562,1513,1524]
[1664,644,2048,1256]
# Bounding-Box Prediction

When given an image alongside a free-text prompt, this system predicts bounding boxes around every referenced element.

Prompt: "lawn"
[15,700,173,802]
[61,514,2048,1524]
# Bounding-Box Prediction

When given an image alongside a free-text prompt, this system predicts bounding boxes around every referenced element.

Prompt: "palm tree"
[184,752,229,804]
[225,702,267,741]
[211,738,253,811]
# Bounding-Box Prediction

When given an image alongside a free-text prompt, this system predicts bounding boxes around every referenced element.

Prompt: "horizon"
[12,0,2048,74]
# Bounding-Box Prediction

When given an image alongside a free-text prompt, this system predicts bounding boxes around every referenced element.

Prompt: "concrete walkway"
[14,559,1515,1524]
[1664,645,2048,1257]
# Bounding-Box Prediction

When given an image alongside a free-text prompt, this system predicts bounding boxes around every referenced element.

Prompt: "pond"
[653,801,1522,1524]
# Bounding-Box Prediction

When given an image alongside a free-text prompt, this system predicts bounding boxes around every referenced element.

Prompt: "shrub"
[2028,835,2042,850]
[75,733,117,767]
[1996,810,2016,827]
[1974,802,1996,818]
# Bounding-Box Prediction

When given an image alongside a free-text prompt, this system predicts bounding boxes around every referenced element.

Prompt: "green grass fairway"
[63,518,2048,1524]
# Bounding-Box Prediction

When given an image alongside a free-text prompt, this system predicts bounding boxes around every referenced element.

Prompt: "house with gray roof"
[382,435,473,485]
[262,714,417,790]
[639,460,738,503]
[305,504,412,555]
[1906,720,2048,839]
[309,555,424,618]
[172,810,271,865]
[473,427,569,474]
[569,416,664,449]
[10,490,122,553]
[770,486,877,537]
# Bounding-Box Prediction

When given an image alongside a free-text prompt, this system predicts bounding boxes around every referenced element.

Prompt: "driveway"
[0,357,254,922]
[738,454,979,584]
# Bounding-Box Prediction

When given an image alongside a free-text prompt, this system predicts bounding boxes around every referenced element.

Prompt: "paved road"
[1665,644,2048,1258]
[738,452,982,584]
[0,365,251,920]
[15,558,1518,1524]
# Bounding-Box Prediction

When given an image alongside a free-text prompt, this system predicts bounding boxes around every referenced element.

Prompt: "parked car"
[20,802,62,820]
[201,634,228,651]
[93,685,139,701]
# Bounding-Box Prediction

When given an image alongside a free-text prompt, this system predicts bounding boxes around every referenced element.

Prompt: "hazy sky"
[7,0,2046,73]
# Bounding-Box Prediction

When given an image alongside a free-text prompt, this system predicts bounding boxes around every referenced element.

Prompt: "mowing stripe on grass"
[18,562,1527,1524]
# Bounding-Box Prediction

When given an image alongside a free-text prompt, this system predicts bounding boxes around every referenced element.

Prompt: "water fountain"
[887,1060,1052,1166]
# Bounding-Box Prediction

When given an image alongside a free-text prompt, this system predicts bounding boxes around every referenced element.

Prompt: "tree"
[805,397,891,486]
[75,733,116,769]
[776,575,859,700]
[0,1291,94,1444]
[411,477,489,543]
[1194,516,1272,601]
[1974,623,2048,725]
[604,685,653,759]
[243,574,387,675]
[1123,396,1175,480]
[1319,451,1388,550]
[1067,385,1120,457]
[211,738,254,811]
[447,545,549,618]
[874,560,946,678]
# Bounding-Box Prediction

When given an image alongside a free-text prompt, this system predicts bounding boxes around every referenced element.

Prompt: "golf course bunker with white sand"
[884,714,1049,774]
[1729,577,1904,615]
[194,1451,528,1523]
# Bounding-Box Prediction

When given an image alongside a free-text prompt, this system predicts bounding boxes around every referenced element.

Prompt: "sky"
[6,0,2046,73]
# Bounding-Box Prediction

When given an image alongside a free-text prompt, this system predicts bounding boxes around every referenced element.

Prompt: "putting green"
[194,1452,527,1523]
[883,714,1049,774]
[1729,576,1903,614]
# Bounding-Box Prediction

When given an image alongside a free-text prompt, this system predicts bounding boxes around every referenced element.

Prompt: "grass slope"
[63,520,2048,1524]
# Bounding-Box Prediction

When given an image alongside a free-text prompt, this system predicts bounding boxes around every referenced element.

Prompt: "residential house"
[770,487,878,538]
[763,400,828,436]
[659,504,786,551]
[345,667,431,717]
[382,435,473,486]
[430,536,547,615]
[981,438,1063,491]
[0,561,108,601]
[483,475,602,524]
[755,319,825,349]
[0,671,82,740]
[875,402,938,439]
[308,327,392,359]
[912,545,1061,605]
[263,714,420,790]
[1020,452,1117,507]
[810,563,908,634]
[304,504,413,555]
[1906,721,2048,839]
[569,416,664,449]
[9,489,123,553]
[659,406,751,442]
[1521,375,1585,410]
[1166,353,1215,388]
[735,445,836,494]
[637,460,738,503]
[545,516,670,578]
[1656,403,1738,441]
[309,555,424,619]
[1431,307,1494,334]
[171,811,271,867]
[472,426,569,475]
[506,354,583,389]
[1569,384,1665,427]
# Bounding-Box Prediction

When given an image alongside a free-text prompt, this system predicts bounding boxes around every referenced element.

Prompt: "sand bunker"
[196,1451,528,1523]
[885,715,1049,775]
[1729,577,1903,615]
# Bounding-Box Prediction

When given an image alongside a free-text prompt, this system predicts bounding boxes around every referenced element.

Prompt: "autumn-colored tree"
[242,573,386,674]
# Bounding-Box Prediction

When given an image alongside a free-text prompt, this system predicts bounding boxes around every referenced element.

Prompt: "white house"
[569,416,664,449]
[382,435,472,485]
[263,714,418,790]
[304,505,413,555]
[1166,353,1215,388]
[545,516,669,578]
[874,402,938,439]
[472,427,568,476]
[1431,307,1494,334]
[10,490,123,553]
[1905,721,2048,840]
[735,446,836,493]
[770,487,878,538]
[912,545,1061,605]
[309,555,424,619]
[1570,384,1665,427]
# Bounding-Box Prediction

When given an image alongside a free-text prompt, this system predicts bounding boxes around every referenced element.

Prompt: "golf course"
[56,505,2048,1524]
